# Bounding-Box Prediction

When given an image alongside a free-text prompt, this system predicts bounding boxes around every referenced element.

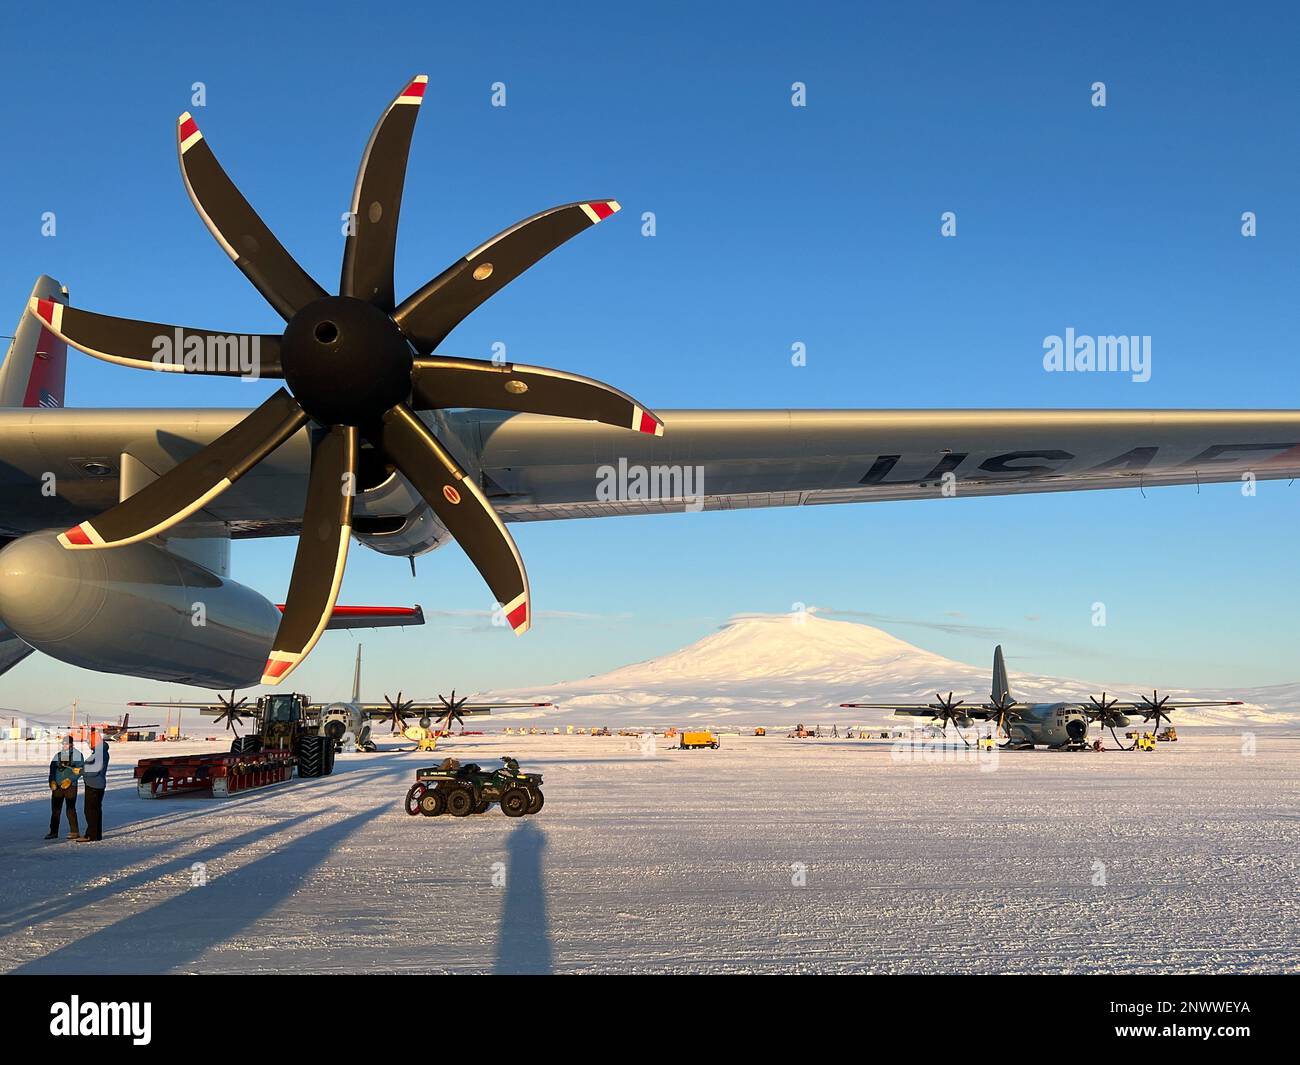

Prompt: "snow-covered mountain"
[485,612,1299,728]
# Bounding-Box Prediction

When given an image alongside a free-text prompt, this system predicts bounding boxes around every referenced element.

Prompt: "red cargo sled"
[134,748,295,798]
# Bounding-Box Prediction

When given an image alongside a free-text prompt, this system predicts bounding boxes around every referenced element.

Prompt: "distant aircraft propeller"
[31,75,664,689]
[435,690,471,734]
[382,692,415,734]
[1136,690,1175,732]
[927,692,972,746]
[987,687,1019,745]
[212,691,250,734]
[1088,692,1132,749]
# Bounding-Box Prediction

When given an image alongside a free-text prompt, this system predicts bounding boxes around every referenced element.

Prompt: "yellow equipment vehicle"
[403,725,440,752]
[679,730,720,750]
[1127,730,1157,751]
[1157,727,1178,742]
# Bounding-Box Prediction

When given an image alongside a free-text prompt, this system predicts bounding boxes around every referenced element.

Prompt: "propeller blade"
[177,112,327,320]
[262,426,358,684]
[371,404,530,634]
[26,300,281,377]
[393,200,621,352]
[340,75,428,308]
[58,389,308,549]
[410,357,663,436]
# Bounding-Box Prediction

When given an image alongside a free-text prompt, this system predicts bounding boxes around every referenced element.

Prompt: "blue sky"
[1,1,1297,717]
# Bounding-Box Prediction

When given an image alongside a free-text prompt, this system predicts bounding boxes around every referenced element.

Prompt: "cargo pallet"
[134,749,295,799]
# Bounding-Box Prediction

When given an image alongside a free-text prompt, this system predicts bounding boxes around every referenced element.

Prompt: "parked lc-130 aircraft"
[1,75,1298,692]
[841,646,1243,749]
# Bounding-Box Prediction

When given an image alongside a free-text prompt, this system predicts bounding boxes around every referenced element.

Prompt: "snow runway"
[1,729,1296,973]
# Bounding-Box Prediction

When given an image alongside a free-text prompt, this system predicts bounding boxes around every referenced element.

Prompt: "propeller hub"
[281,296,413,425]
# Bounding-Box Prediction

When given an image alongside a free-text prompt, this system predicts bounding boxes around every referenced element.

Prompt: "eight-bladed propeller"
[435,691,470,734]
[212,691,250,734]
[31,75,663,687]
[925,692,974,747]
[382,692,415,734]
[987,686,1019,743]
[1136,690,1175,731]
[1086,691,1128,727]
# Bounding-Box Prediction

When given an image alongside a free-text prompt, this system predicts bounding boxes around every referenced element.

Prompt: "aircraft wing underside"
[0,406,1297,537]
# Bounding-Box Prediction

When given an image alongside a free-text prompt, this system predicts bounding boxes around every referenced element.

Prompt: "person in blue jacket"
[46,735,84,840]
[79,728,109,843]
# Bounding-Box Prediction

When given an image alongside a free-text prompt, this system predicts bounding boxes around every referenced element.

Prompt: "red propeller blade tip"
[631,405,664,436]
[580,200,621,224]
[57,523,99,548]
[261,656,296,684]
[503,594,529,635]
[398,76,428,104]
[27,297,63,329]
[177,112,203,153]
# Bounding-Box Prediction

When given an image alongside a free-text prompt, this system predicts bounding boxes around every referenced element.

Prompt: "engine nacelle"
[0,532,280,688]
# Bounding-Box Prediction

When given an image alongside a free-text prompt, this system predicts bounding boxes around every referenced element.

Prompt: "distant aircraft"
[130,645,551,750]
[840,645,1242,749]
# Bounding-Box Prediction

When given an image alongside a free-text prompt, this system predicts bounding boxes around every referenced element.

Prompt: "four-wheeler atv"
[404,756,544,818]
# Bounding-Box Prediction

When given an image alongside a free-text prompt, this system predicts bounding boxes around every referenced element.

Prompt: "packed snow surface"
[1,728,1296,974]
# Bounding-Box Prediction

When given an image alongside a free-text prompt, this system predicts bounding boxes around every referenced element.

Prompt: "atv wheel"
[500,787,531,818]
[527,788,545,815]
[322,739,337,776]
[404,783,426,816]
[419,789,447,817]
[445,787,475,817]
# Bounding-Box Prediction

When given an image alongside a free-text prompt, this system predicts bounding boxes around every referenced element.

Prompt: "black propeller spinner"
[35,75,665,690]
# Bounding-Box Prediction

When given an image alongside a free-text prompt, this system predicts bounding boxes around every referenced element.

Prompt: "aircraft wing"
[840,703,942,713]
[2,407,1299,537]
[354,701,553,719]
[1081,699,1244,712]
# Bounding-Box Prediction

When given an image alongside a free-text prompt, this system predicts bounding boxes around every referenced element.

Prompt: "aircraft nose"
[0,532,108,644]
[1067,718,1088,742]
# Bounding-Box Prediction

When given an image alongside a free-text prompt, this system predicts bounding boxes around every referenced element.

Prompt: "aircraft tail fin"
[352,644,362,703]
[992,645,1012,704]
[0,276,68,409]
